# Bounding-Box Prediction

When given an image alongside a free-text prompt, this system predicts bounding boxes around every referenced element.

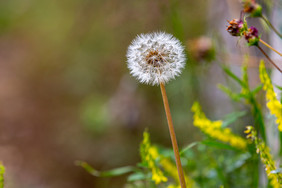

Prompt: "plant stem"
[160,83,186,188]
[279,95,282,157]
[257,46,282,73]
[259,39,282,56]
[249,95,267,143]
[261,15,282,39]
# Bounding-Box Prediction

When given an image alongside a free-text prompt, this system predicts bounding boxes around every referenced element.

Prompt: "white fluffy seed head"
[126,32,186,86]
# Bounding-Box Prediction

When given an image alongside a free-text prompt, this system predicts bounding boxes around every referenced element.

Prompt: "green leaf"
[222,111,247,128]
[222,66,245,86]
[217,84,245,101]
[251,84,263,95]
[275,85,282,91]
[75,161,137,177]
[127,172,147,182]
[201,140,238,151]
[180,142,199,155]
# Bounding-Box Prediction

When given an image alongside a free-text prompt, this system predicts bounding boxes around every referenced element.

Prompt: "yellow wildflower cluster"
[160,158,194,188]
[245,126,282,188]
[259,61,282,131]
[140,131,194,187]
[192,102,247,150]
[140,131,167,184]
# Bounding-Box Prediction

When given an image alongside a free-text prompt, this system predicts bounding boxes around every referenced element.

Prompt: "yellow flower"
[140,130,195,187]
[245,126,282,187]
[192,102,247,150]
[161,158,194,188]
[259,61,282,131]
[167,184,180,188]
[140,131,167,184]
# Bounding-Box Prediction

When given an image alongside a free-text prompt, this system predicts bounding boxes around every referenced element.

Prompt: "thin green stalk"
[242,63,267,143]
[247,84,264,188]
[249,95,267,144]
[251,154,259,188]
[261,15,282,39]
[216,165,228,188]
[279,132,282,156]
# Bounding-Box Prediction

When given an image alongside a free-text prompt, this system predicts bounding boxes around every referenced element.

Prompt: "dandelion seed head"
[126,32,186,86]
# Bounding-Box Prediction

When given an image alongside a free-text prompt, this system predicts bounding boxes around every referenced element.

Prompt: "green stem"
[251,154,259,188]
[279,132,282,156]
[249,95,267,144]
[261,15,282,39]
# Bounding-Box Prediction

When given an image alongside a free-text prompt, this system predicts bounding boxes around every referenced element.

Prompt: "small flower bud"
[244,26,260,46]
[188,36,215,62]
[226,19,244,36]
[242,0,262,17]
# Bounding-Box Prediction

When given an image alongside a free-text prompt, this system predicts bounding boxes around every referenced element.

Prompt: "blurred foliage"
[0,162,4,188]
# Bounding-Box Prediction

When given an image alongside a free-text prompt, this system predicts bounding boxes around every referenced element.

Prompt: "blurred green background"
[0,0,272,187]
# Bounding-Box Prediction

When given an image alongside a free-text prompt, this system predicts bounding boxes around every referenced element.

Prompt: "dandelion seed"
[126,32,186,86]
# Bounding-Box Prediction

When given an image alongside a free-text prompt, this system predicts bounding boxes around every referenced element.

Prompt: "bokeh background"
[0,0,280,187]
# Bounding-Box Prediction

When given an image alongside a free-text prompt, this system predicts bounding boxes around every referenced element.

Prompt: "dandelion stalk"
[259,39,282,57]
[160,82,186,188]
[261,15,282,39]
[127,32,187,187]
[257,45,282,73]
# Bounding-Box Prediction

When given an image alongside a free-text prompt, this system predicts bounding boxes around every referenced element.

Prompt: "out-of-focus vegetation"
[0,0,281,187]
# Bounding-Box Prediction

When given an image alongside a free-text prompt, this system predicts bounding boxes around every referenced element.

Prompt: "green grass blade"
[75,161,137,177]
[217,84,245,101]
[201,140,239,151]
[222,66,245,86]
[127,172,147,182]
[222,111,247,128]
[251,84,263,95]
[180,142,199,155]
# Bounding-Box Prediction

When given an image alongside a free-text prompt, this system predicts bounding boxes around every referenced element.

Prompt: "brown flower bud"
[226,19,244,36]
